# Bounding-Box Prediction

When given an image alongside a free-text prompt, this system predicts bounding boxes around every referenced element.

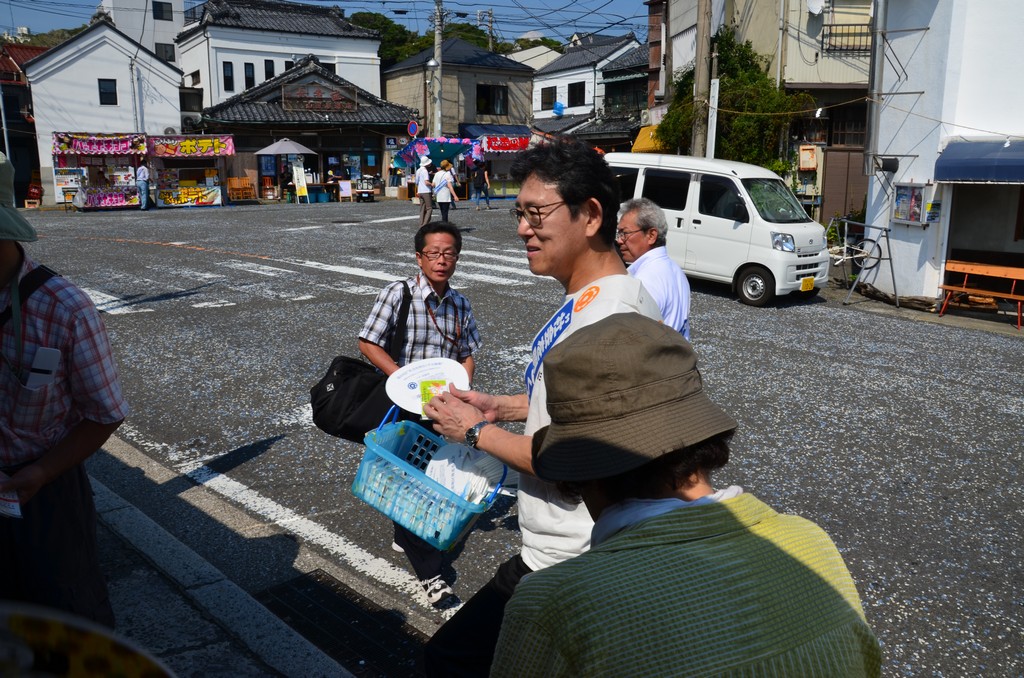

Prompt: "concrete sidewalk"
[93,477,351,678]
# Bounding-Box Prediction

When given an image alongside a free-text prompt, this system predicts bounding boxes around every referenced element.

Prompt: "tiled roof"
[385,38,533,75]
[535,34,636,75]
[179,0,378,41]
[604,45,648,74]
[532,113,593,135]
[571,115,641,139]
[203,55,414,125]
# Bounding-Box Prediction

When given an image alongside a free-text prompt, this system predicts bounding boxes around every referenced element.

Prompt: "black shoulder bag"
[310,282,414,442]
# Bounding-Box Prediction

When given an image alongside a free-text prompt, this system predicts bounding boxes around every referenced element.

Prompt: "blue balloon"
[553,101,565,117]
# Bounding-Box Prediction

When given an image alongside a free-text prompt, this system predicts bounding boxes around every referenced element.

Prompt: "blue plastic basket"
[352,408,506,551]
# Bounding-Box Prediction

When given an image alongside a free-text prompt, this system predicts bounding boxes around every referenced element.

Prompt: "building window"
[568,81,585,107]
[476,84,508,115]
[98,79,117,105]
[223,62,234,92]
[244,62,255,89]
[830,106,866,147]
[189,70,201,86]
[321,63,335,74]
[155,42,175,62]
[541,86,556,111]
[284,60,294,71]
[152,1,172,21]
[264,60,274,80]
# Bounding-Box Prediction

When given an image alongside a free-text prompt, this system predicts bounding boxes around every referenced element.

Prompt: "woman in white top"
[433,159,457,222]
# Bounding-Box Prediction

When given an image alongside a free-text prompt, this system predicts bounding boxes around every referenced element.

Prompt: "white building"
[98,0,184,64]
[176,0,381,110]
[862,0,1024,298]
[24,19,183,205]
[531,33,639,125]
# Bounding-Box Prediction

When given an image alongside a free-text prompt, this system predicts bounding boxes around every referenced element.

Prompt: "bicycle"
[826,216,882,273]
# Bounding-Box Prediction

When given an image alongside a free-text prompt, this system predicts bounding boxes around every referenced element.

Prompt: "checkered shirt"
[359,274,480,367]
[1,253,130,466]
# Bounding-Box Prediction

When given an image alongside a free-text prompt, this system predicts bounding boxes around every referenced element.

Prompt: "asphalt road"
[24,198,1023,676]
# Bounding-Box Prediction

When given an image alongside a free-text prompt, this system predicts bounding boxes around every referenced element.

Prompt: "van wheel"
[736,266,775,307]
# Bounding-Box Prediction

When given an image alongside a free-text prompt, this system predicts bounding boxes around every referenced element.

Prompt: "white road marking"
[282,226,324,232]
[277,258,398,283]
[472,250,530,265]
[192,301,236,308]
[366,216,419,223]
[81,289,154,314]
[177,461,444,611]
[219,261,296,277]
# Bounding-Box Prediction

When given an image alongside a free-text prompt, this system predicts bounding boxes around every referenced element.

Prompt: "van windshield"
[742,178,812,224]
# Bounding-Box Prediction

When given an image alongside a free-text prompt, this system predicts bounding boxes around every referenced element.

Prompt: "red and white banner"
[482,136,529,153]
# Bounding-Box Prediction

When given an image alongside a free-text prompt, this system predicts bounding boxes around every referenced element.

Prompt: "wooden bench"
[939,260,1024,329]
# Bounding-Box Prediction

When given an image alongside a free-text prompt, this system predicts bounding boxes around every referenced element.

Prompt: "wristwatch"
[465,420,489,449]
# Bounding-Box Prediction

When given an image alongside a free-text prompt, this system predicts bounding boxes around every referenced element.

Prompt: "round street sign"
[407,120,419,137]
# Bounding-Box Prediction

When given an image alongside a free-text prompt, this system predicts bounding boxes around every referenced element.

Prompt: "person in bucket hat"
[415,156,434,228]
[0,151,129,628]
[491,314,881,677]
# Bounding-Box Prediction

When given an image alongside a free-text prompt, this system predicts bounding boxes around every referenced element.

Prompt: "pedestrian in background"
[358,221,481,608]
[472,162,491,211]
[617,197,692,339]
[0,152,129,627]
[416,157,434,227]
[492,314,881,676]
[136,162,150,210]
[433,160,458,222]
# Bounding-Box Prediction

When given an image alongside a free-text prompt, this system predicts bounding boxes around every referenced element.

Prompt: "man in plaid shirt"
[359,220,481,608]
[0,153,129,627]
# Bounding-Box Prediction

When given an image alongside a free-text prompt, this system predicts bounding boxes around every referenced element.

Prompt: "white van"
[605,153,830,306]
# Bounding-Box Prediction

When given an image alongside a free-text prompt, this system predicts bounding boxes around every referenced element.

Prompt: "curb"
[92,478,352,678]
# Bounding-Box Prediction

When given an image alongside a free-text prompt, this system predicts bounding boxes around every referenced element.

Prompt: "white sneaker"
[421,575,457,608]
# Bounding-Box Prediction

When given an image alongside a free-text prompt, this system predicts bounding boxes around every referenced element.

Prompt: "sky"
[1,0,649,44]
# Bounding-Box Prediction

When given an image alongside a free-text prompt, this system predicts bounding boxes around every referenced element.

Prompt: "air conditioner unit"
[163,126,178,135]
[640,109,651,125]
[181,116,201,131]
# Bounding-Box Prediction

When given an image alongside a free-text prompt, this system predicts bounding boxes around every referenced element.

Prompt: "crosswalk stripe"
[81,288,154,314]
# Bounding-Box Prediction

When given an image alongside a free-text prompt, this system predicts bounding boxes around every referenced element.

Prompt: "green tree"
[18,25,88,47]
[348,12,420,68]
[657,28,814,170]
[511,37,563,54]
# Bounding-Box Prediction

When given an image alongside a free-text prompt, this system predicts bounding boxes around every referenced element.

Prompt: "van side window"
[612,166,639,200]
[699,175,744,219]
[642,169,690,210]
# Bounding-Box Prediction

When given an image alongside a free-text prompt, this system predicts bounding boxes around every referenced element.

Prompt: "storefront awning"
[935,140,1024,183]
[391,137,482,169]
[631,125,668,153]
[459,124,531,153]
[148,135,235,158]
[53,132,147,155]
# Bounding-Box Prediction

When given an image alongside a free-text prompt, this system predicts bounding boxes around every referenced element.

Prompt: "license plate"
[800,276,814,292]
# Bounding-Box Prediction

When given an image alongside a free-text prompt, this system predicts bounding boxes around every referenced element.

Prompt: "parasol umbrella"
[254,138,317,156]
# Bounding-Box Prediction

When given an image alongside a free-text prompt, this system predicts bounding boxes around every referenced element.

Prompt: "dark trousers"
[393,522,442,581]
[474,185,490,208]
[438,201,451,222]
[0,463,114,628]
[423,554,532,677]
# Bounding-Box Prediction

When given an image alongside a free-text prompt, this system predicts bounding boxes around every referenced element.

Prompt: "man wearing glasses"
[617,197,692,340]
[358,221,481,609]
[422,136,662,675]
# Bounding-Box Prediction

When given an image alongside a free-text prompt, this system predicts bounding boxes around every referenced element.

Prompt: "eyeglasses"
[418,250,459,261]
[615,228,644,242]
[509,201,567,228]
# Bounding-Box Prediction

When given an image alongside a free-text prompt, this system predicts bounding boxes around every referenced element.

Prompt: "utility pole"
[477,9,494,51]
[432,0,443,137]
[691,0,712,156]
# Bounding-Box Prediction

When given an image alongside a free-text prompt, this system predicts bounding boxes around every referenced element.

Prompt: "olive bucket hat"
[0,152,38,242]
[531,313,737,482]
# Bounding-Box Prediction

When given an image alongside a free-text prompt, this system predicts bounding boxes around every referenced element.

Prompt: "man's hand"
[425,388,487,440]
[0,464,48,505]
[447,384,498,421]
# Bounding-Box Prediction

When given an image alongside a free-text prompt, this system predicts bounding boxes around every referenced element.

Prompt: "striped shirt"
[492,493,881,677]
[1,251,129,466]
[359,273,480,368]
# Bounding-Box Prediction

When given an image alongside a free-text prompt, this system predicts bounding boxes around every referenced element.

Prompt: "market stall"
[460,124,531,199]
[148,134,235,208]
[52,132,146,209]
[392,137,482,201]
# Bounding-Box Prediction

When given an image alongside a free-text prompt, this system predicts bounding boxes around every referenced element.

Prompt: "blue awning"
[934,140,1024,183]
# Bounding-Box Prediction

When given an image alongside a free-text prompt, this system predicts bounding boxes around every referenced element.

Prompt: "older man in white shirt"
[617,197,692,339]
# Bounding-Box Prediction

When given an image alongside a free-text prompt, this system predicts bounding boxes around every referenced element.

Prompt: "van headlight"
[771,232,795,252]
